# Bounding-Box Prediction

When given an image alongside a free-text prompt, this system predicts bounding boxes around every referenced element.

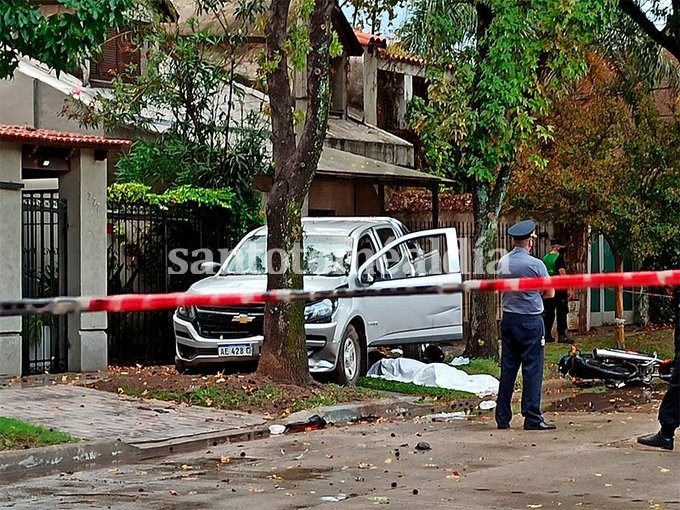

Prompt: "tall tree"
[510,13,680,346]
[619,1,680,62]
[65,3,270,229]
[257,0,340,385]
[399,0,614,358]
[511,68,680,340]
[0,0,133,79]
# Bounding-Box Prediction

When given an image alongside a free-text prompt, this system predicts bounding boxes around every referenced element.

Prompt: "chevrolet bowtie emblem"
[232,314,254,324]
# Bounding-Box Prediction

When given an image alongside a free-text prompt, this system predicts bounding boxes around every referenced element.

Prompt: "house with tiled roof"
[0,2,454,375]
[0,125,131,377]
[168,1,451,219]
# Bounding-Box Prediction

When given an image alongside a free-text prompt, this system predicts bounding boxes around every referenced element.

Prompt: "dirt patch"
[545,384,666,413]
[84,365,373,417]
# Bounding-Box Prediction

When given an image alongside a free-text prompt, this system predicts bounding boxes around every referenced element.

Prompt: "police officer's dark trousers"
[496,312,545,427]
[659,357,679,437]
[659,288,680,437]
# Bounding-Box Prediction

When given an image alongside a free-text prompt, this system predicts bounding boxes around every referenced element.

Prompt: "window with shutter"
[90,28,140,87]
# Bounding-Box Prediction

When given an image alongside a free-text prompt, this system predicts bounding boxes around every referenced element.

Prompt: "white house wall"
[0,141,24,376]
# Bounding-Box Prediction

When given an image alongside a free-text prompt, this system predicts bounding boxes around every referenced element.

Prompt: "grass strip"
[118,383,384,414]
[0,417,78,452]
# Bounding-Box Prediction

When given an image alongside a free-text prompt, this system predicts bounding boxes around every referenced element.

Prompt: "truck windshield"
[222,235,353,276]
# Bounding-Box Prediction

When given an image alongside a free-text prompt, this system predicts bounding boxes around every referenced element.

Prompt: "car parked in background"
[173,217,464,384]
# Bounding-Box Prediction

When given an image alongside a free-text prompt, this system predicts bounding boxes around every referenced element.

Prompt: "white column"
[398,74,413,129]
[59,149,108,372]
[0,141,24,376]
[363,48,378,126]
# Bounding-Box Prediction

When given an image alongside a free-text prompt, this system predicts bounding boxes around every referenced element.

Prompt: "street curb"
[0,384,571,483]
[0,396,478,484]
[129,397,474,460]
[284,395,486,425]
[128,426,271,460]
[0,440,140,484]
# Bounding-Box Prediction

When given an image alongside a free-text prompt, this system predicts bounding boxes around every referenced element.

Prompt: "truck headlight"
[304,299,335,323]
[177,306,196,321]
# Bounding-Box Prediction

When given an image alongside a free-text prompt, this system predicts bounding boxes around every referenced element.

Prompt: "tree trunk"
[464,165,511,359]
[463,4,504,360]
[560,223,590,334]
[614,253,625,349]
[464,203,499,358]
[259,188,312,385]
[255,0,334,385]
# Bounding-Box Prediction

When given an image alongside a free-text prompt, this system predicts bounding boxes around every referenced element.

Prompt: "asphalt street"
[1,410,678,509]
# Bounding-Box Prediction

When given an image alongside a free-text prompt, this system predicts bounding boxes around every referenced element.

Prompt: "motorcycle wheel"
[579,357,638,381]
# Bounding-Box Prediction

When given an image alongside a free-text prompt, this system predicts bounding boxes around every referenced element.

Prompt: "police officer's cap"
[508,219,537,240]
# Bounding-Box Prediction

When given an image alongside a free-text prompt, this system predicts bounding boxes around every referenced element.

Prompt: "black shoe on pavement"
[637,432,674,450]
[523,421,556,431]
[557,335,573,344]
[497,423,510,430]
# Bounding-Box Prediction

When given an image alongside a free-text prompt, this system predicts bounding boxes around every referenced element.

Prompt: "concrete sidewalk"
[0,376,666,487]
[1,404,678,509]
[0,384,272,481]
[0,381,452,482]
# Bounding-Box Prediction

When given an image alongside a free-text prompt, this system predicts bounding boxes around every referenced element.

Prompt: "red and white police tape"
[2,269,680,317]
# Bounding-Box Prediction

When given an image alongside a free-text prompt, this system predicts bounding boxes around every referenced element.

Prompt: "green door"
[590,233,633,326]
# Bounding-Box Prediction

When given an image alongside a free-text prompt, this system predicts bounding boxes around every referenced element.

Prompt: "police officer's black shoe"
[637,432,674,450]
[557,335,574,344]
[523,421,556,431]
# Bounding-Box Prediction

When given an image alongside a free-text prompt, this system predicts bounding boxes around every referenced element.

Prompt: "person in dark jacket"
[542,238,573,343]
[637,287,680,450]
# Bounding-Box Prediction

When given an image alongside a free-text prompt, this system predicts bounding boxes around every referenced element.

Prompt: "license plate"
[218,344,253,357]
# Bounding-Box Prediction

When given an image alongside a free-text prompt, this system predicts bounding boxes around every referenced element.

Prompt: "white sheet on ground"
[367,358,499,397]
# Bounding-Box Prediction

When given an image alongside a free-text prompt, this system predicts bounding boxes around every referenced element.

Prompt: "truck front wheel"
[333,324,362,385]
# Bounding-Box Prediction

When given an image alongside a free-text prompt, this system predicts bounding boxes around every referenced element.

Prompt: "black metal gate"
[107,204,242,365]
[21,191,68,375]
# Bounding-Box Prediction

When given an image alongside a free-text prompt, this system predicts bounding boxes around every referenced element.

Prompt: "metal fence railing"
[107,204,245,364]
[22,192,68,375]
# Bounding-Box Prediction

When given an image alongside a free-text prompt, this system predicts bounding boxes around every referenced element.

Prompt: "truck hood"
[187,274,350,295]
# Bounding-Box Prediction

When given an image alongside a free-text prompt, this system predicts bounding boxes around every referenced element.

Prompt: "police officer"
[636,286,680,450]
[496,220,556,431]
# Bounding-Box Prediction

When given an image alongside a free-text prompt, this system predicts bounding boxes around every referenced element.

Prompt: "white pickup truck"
[173,217,463,384]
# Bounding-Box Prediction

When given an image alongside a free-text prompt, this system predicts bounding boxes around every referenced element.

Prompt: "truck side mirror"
[199,261,222,274]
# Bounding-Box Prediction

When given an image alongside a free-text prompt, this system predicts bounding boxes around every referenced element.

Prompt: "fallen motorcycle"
[558,344,673,387]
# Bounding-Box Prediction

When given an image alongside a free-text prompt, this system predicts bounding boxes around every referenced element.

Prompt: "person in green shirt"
[542,239,573,343]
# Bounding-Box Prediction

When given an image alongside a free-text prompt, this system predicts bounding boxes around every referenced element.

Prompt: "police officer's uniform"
[495,220,555,430]
[637,287,680,449]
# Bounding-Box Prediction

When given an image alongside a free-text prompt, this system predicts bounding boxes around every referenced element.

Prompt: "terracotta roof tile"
[377,48,426,66]
[0,125,132,149]
[353,29,387,48]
